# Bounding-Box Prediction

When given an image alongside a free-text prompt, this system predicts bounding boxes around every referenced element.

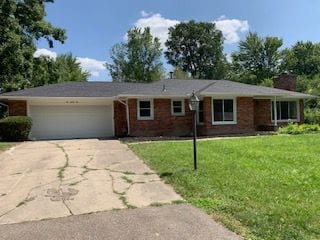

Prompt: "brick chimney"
[273,73,297,91]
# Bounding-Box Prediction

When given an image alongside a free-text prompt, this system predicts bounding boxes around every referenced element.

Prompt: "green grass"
[130,134,320,240]
[0,142,16,152]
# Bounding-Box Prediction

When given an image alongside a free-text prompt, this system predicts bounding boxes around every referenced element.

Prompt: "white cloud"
[76,57,106,77]
[34,49,106,78]
[33,48,57,59]
[226,53,233,63]
[141,10,151,18]
[132,13,249,46]
[134,12,180,47]
[214,15,249,44]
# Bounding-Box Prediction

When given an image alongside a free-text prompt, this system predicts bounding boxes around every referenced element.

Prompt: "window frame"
[197,100,204,124]
[212,97,237,125]
[171,99,185,116]
[137,99,154,120]
[271,99,300,122]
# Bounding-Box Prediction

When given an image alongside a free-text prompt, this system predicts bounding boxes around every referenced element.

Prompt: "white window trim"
[197,100,204,125]
[271,99,300,123]
[212,97,237,125]
[137,99,154,120]
[171,99,185,116]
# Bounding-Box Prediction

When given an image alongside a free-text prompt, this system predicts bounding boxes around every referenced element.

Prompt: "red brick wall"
[254,99,272,127]
[115,97,305,137]
[113,101,128,137]
[199,97,255,135]
[8,100,27,116]
[254,99,305,129]
[128,98,193,137]
[273,74,297,91]
[299,100,304,123]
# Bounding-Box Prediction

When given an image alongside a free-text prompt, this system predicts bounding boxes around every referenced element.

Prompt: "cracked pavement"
[0,139,182,225]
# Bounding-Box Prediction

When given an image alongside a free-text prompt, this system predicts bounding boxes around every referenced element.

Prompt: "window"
[197,100,204,124]
[171,99,185,116]
[212,98,236,124]
[272,100,298,121]
[137,99,154,120]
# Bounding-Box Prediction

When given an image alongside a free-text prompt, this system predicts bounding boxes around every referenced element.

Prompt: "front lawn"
[130,134,320,240]
[0,142,16,152]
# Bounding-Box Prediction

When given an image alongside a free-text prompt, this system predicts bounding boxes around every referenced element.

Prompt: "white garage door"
[29,105,113,140]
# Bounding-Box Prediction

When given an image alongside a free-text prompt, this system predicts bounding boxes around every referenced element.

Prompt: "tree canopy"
[107,27,164,82]
[281,41,320,76]
[165,20,227,79]
[230,32,283,85]
[0,0,67,91]
[32,54,89,87]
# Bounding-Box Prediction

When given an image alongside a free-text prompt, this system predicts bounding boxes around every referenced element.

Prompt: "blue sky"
[35,0,320,81]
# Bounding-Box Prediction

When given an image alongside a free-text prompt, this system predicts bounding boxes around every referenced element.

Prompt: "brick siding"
[8,100,27,116]
[199,97,255,135]
[273,74,297,91]
[114,97,259,137]
[254,99,272,127]
[299,99,304,123]
[113,101,128,137]
[123,98,193,137]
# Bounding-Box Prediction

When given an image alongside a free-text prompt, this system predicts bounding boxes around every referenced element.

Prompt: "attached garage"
[29,103,114,140]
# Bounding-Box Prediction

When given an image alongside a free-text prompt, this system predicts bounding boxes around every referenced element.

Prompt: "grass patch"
[149,202,167,207]
[123,171,135,175]
[130,134,320,240]
[56,144,69,180]
[121,175,133,184]
[171,200,186,205]
[0,142,17,152]
[119,195,136,209]
[16,197,35,207]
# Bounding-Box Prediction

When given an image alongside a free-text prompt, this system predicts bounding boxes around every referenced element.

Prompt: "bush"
[305,108,320,124]
[278,123,320,135]
[0,116,32,141]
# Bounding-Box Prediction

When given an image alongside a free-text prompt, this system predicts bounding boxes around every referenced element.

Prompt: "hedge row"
[0,116,32,141]
[278,123,320,135]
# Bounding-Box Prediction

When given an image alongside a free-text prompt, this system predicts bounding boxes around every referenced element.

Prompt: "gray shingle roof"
[0,79,316,99]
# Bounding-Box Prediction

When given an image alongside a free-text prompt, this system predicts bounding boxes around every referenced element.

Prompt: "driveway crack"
[50,143,74,215]
[53,143,69,180]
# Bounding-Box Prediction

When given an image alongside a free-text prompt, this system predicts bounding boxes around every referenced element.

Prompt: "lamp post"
[189,91,200,170]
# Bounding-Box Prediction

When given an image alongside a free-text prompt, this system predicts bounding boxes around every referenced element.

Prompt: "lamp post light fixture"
[189,91,200,170]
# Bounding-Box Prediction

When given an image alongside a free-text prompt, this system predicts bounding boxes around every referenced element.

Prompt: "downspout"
[273,96,278,127]
[0,102,9,116]
[0,102,8,108]
[126,99,130,136]
[117,98,130,136]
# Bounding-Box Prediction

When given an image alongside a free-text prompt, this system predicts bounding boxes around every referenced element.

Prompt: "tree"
[107,27,164,82]
[0,0,66,92]
[281,41,320,76]
[32,54,89,87]
[231,32,283,85]
[165,20,227,79]
[171,67,191,80]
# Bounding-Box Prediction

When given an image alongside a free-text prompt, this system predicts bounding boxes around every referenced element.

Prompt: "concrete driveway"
[0,139,182,225]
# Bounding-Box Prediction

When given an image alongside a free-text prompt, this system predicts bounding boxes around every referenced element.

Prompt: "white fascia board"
[0,96,115,101]
[201,92,317,99]
[2,96,115,106]
[201,92,286,97]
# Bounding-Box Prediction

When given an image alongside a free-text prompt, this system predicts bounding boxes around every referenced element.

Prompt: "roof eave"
[0,96,116,100]
[117,94,189,98]
[200,92,317,99]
